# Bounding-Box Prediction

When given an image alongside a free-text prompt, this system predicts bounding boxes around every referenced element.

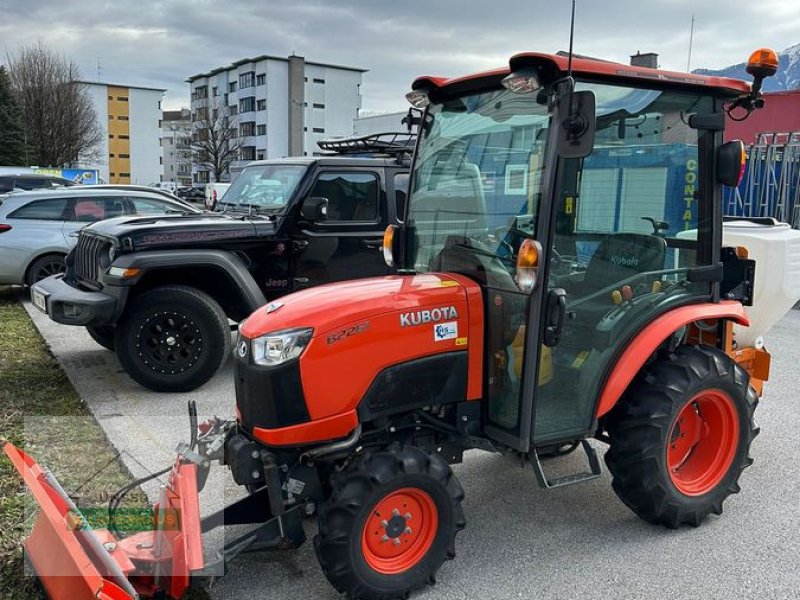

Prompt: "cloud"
[2,0,798,113]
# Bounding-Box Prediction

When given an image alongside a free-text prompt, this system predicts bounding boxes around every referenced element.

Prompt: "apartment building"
[81,81,165,184]
[161,108,192,186]
[186,54,365,183]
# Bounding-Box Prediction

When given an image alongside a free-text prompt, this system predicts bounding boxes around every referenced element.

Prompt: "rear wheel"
[26,254,65,286]
[605,345,758,528]
[86,325,115,351]
[315,446,465,600]
[114,285,230,392]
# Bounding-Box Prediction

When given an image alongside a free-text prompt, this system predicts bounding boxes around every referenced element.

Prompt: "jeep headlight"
[251,327,313,366]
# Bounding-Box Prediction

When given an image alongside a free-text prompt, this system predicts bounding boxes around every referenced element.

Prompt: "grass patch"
[0,287,147,599]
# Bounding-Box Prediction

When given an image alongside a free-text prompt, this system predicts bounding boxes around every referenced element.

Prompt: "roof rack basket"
[317,132,416,161]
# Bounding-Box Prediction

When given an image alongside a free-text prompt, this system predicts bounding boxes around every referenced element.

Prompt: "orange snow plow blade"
[3,441,204,600]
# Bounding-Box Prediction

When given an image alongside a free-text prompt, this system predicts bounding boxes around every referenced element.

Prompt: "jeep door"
[294,169,391,286]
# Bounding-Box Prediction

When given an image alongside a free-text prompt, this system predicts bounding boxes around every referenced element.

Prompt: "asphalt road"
[20,295,800,600]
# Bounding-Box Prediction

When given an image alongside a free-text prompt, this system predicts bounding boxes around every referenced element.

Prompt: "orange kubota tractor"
[6,48,792,600]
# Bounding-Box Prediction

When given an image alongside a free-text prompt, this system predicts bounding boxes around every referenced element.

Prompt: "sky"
[1,0,798,115]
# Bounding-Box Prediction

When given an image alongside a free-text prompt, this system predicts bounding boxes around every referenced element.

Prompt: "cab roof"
[413,51,751,98]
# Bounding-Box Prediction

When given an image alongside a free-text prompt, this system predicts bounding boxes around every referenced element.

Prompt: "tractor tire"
[114,285,231,393]
[604,345,758,529]
[26,253,66,286]
[86,325,115,351]
[314,446,466,600]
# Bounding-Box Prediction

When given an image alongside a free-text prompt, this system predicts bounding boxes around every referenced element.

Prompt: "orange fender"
[594,301,749,419]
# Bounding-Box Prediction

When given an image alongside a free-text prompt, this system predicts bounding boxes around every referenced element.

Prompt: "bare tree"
[6,41,102,167]
[191,96,242,182]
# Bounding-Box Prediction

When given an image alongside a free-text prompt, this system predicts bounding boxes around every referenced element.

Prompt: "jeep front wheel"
[114,285,231,392]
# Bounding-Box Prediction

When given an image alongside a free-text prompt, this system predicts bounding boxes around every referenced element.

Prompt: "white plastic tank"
[676,220,800,346]
[721,220,800,347]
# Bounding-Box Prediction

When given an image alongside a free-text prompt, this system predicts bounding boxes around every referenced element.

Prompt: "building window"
[119,153,130,158]
[313,103,325,109]
[108,114,113,120]
[224,93,229,104]
[312,78,325,84]
[109,134,114,139]
[117,96,128,102]
[109,172,116,177]
[108,95,113,100]
[240,121,256,136]
[239,71,255,89]
[119,134,129,139]
[229,105,238,115]
[212,86,218,96]
[256,149,265,160]
[256,99,266,111]
[239,96,255,113]
[256,73,265,86]
[240,146,256,161]
[313,127,325,133]
[229,81,237,93]
[109,153,115,158]
[256,124,266,136]
[192,86,208,100]
[119,172,131,177]
[118,115,129,121]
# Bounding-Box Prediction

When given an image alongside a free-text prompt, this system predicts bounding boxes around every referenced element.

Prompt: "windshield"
[407,89,551,278]
[218,164,306,212]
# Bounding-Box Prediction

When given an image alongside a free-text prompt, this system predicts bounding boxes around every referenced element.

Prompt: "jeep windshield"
[406,88,551,275]
[217,164,306,214]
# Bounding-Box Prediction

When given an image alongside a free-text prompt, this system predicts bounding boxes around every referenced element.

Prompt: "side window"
[0,178,13,193]
[308,172,379,222]
[394,173,409,221]
[15,178,51,190]
[130,197,174,215]
[8,198,70,220]
[72,197,127,222]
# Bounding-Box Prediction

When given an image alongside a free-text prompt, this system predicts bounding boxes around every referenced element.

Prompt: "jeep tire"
[115,285,231,392]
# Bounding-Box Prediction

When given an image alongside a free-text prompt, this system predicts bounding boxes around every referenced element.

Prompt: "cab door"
[294,170,390,287]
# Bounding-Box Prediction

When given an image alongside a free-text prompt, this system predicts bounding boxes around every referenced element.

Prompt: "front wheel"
[114,285,231,392]
[604,345,758,528]
[86,325,115,351]
[314,446,465,600]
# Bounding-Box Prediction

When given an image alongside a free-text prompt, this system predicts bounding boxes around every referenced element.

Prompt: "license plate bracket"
[31,289,47,313]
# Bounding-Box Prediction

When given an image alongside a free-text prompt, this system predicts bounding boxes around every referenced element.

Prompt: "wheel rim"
[667,390,740,496]
[136,311,204,374]
[34,259,65,282]
[361,487,438,575]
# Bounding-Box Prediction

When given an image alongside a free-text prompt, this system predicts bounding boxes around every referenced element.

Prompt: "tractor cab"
[393,51,766,453]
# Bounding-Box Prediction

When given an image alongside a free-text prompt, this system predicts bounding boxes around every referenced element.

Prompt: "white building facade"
[161,109,192,186]
[81,81,165,184]
[187,55,365,183]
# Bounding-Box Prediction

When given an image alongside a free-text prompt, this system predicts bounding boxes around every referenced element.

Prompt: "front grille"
[74,233,111,284]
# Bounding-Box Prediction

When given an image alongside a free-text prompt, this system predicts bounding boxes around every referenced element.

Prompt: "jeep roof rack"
[317,132,416,162]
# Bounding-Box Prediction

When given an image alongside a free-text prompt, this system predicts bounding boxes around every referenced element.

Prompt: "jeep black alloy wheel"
[115,285,230,392]
[315,445,466,600]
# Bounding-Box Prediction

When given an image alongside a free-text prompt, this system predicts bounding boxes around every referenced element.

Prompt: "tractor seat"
[579,232,667,296]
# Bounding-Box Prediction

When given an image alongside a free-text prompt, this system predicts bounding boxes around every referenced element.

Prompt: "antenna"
[567,0,576,79]
[687,15,695,71]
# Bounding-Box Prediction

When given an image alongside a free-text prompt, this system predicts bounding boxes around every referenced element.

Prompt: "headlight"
[251,327,313,366]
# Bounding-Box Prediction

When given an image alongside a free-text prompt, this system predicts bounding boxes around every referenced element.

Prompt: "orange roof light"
[746,48,779,78]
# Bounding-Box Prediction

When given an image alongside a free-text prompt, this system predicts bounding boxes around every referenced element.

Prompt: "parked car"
[204,182,231,210]
[90,184,194,207]
[0,173,77,201]
[0,188,201,286]
[176,186,205,202]
[32,133,414,392]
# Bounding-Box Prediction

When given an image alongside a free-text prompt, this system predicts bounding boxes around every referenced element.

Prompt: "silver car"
[0,187,200,285]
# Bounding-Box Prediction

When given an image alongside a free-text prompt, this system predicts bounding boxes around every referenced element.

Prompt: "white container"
[721,220,800,347]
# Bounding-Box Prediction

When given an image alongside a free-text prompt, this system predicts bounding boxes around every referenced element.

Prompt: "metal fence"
[724,132,800,228]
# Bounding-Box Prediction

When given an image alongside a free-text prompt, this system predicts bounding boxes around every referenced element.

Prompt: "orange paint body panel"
[413,52,750,97]
[595,301,750,418]
[253,410,359,446]
[242,274,484,443]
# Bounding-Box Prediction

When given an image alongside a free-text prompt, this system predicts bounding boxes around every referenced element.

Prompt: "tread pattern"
[604,345,759,529]
[314,446,465,600]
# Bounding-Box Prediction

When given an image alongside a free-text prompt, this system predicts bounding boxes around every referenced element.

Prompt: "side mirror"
[557,90,596,159]
[717,140,747,187]
[300,196,328,222]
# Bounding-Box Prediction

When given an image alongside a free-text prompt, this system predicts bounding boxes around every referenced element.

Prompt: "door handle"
[544,288,567,347]
[68,231,80,238]
[292,240,309,253]
[361,238,383,249]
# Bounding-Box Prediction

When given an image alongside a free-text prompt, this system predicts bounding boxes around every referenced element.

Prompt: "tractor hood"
[240,273,475,341]
[83,212,278,251]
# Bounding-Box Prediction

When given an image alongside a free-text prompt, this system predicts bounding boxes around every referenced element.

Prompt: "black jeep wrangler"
[31,134,412,392]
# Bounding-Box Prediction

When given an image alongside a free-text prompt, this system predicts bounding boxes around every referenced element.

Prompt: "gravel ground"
[20,297,800,600]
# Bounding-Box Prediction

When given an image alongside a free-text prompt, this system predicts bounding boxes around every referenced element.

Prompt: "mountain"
[694,43,800,92]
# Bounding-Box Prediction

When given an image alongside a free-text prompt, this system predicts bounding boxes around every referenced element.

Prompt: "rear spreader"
[6,46,790,600]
